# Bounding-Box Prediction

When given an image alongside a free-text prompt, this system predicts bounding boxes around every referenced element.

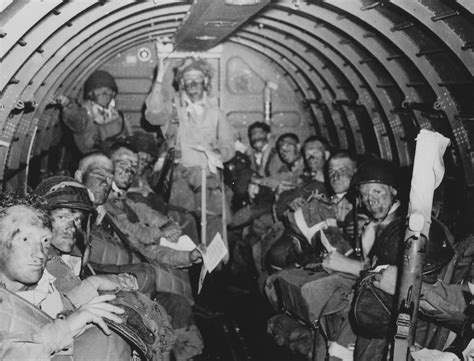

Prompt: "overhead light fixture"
[225,0,261,5]
[195,35,218,41]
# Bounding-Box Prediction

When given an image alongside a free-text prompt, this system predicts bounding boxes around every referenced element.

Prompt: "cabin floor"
[190,265,307,361]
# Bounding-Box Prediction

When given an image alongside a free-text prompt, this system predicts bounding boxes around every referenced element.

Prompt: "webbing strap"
[393,312,411,361]
[293,208,336,250]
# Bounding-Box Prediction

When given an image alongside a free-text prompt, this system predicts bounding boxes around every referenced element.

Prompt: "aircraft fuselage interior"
[1,1,473,361]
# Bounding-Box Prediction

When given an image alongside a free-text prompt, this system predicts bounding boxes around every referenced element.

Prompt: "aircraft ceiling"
[0,0,473,190]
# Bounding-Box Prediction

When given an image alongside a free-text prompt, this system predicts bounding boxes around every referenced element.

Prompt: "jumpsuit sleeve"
[61,101,98,153]
[65,278,100,308]
[124,201,194,268]
[110,210,163,246]
[105,201,193,268]
[143,243,193,268]
[126,199,171,228]
[0,319,74,361]
[144,82,174,126]
[62,100,88,133]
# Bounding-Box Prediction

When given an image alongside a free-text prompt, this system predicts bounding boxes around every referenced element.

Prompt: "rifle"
[392,130,450,361]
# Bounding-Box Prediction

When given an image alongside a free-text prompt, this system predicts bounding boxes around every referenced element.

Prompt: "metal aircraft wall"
[0,0,473,227]
[99,42,313,144]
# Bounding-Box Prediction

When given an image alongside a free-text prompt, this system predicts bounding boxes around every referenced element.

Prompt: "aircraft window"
[226,56,265,94]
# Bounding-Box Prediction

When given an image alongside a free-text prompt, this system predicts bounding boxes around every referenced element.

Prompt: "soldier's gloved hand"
[66,294,124,337]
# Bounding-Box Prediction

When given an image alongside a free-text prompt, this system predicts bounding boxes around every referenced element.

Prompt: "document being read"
[198,232,228,294]
[201,232,228,273]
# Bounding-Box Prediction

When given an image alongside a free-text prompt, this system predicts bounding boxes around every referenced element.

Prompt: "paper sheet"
[196,233,228,294]
[160,235,196,251]
[191,145,223,174]
[200,232,228,273]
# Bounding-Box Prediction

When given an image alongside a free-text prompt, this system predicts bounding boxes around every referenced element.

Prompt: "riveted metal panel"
[229,37,323,102]
[20,21,180,141]
[248,16,394,160]
[0,0,61,59]
[232,35,349,148]
[123,112,143,130]
[114,78,154,94]
[6,113,29,170]
[227,111,264,141]
[456,0,474,14]
[59,24,181,94]
[38,33,175,116]
[397,0,474,74]
[0,3,187,135]
[229,38,337,144]
[115,94,148,112]
[263,4,411,163]
[19,115,39,167]
[32,108,59,161]
[326,0,474,185]
[0,1,91,91]
[341,107,365,154]
[25,3,180,98]
[219,43,313,144]
[0,115,16,182]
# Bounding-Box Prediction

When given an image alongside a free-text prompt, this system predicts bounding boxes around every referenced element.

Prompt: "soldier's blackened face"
[328,158,356,194]
[112,148,138,190]
[249,127,269,152]
[82,157,114,205]
[278,137,300,166]
[304,140,326,173]
[137,152,154,177]
[0,206,52,292]
[359,183,397,220]
[183,70,205,103]
[51,208,86,254]
[91,86,115,108]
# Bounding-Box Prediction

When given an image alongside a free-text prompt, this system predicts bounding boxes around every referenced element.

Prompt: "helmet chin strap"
[80,213,92,278]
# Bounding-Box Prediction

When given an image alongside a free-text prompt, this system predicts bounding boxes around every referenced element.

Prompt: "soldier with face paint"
[35,176,139,294]
[0,193,130,361]
[246,121,283,178]
[249,133,305,195]
[145,41,235,250]
[58,70,132,154]
[104,142,204,266]
[73,151,205,361]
